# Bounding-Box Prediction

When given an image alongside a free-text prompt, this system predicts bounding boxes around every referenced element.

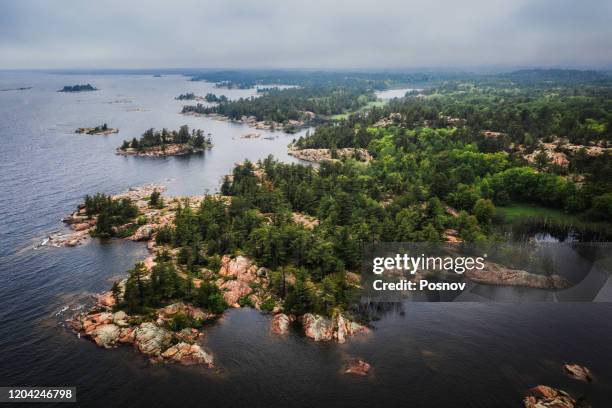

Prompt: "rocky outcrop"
[523,385,589,408]
[291,212,319,230]
[155,302,215,325]
[466,262,572,290]
[271,313,295,335]
[219,279,253,307]
[161,342,214,366]
[95,292,116,308]
[288,147,372,163]
[563,364,592,382]
[300,313,367,343]
[127,224,154,241]
[91,324,121,348]
[133,322,173,356]
[218,255,261,307]
[72,302,214,366]
[219,255,257,281]
[345,359,371,376]
[75,312,131,348]
[301,313,334,341]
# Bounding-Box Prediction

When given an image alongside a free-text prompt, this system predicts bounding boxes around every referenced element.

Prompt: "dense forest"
[117,69,612,317]
[83,193,139,238]
[204,93,228,103]
[182,85,376,123]
[188,70,435,89]
[120,125,211,150]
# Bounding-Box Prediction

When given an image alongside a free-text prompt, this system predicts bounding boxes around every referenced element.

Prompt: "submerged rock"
[344,359,371,376]
[563,364,593,382]
[523,385,589,408]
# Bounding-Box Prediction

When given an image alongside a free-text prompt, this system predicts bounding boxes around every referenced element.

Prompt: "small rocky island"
[175,92,203,101]
[75,123,119,135]
[58,83,97,92]
[117,125,212,157]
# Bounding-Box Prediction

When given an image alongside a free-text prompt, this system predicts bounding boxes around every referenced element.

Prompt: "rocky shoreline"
[116,143,210,157]
[58,186,368,366]
[69,302,215,366]
[465,262,572,290]
[56,185,579,378]
[69,253,368,366]
[45,184,167,247]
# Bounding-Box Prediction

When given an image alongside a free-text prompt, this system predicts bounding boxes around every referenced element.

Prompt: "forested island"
[66,69,611,378]
[58,84,97,92]
[182,72,440,133]
[175,92,202,101]
[75,123,119,135]
[181,86,376,133]
[117,125,212,157]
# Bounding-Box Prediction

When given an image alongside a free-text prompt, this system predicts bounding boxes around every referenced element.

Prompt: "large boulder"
[81,312,114,335]
[117,327,135,344]
[133,322,173,356]
[301,314,334,341]
[91,324,121,348]
[335,314,367,343]
[219,279,253,307]
[219,255,257,283]
[523,385,589,408]
[301,313,367,343]
[271,313,295,335]
[161,342,214,367]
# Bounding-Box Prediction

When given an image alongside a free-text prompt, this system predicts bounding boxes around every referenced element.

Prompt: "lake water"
[1,72,611,407]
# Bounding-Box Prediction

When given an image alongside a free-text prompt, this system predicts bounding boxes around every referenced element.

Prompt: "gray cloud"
[1,0,611,69]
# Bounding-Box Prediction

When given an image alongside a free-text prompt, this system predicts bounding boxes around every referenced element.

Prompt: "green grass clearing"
[497,204,577,223]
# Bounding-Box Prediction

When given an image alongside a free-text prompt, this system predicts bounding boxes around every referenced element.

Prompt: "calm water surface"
[0,73,611,407]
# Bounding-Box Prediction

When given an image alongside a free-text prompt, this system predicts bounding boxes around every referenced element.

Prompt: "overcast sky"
[1,0,611,70]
